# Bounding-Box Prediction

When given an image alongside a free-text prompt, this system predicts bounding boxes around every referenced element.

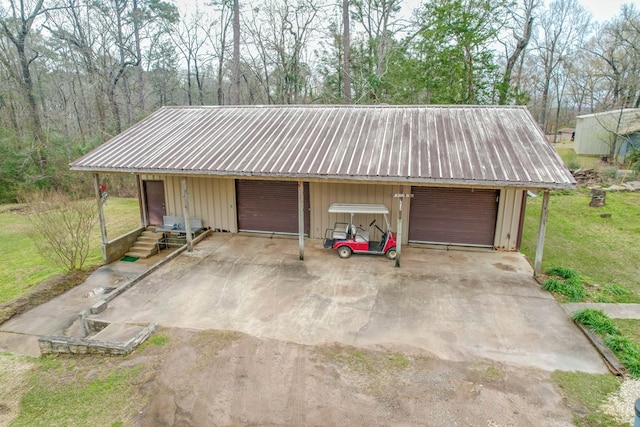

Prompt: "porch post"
[534,190,550,276]
[93,173,108,262]
[182,177,193,252]
[298,180,305,261]
[395,186,404,268]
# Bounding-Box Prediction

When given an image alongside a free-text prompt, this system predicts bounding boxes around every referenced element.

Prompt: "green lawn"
[521,190,640,298]
[0,198,140,306]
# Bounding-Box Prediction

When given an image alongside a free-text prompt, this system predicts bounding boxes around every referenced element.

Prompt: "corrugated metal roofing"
[70,105,575,189]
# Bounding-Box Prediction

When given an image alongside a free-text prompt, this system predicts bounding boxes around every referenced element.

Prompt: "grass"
[10,360,144,427]
[324,345,411,374]
[522,191,640,301]
[0,198,140,306]
[551,371,625,427]
[573,309,640,378]
[555,148,599,170]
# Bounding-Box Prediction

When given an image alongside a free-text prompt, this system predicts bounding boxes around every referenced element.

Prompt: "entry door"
[144,180,166,226]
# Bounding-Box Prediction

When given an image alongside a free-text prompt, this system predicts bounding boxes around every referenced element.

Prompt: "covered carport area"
[70,105,575,274]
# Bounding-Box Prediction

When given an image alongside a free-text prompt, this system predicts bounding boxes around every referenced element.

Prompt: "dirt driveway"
[94,233,606,374]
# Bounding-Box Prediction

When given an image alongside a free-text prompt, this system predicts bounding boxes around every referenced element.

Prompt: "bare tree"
[534,0,590,132]
[231,0,240,104]
[497,0,538,104]
[0,0,48,171]
[343,0,351,103]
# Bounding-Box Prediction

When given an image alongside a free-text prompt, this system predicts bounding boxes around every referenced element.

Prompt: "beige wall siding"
[140,175,237,232]
[494,188,525,251]
[140,175,524,251]
[309,182,410,243]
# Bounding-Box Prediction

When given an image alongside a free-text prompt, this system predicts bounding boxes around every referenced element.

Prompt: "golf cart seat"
[332,223,348,240]
[355,229,369,243]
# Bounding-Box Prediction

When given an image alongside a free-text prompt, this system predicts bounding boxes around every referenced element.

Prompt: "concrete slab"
[92,234,608,374]
[563,303,640,319]
[0,331,40,357]
[92,323,146,345]
[0,253,169,358]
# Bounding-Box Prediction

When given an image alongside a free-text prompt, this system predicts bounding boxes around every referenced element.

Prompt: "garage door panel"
[409,187,498,246]
[236,180,309,234]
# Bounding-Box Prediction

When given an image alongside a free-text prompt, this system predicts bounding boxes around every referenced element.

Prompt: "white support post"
[534,190,550,276]
[182,177,193,252]
[93,173,108,262]
[298,181,305,261]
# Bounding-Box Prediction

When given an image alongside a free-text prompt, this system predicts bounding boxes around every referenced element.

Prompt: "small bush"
[572,309,620,336]
[603,167,618,179]
[603,335,640,377]
[542,276,586,302]
[547,266,579,279]
[542,278,563,292]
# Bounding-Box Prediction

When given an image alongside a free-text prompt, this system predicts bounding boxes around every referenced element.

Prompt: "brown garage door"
[236,180,310,234]
[409,187,499,247]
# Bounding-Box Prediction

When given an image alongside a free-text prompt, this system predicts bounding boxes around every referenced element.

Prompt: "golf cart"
[323,203,397,260]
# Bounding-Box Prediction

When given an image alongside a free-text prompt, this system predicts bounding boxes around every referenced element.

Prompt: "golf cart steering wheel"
[369,219,376,227]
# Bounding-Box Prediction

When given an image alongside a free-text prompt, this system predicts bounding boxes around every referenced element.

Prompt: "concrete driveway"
[94,233,606,373]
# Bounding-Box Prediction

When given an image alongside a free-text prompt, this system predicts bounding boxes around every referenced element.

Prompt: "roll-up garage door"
[408,187,499,247]
[236,180,310,234]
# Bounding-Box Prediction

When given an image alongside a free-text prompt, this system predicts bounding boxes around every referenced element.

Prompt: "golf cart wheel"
[337,246,352,259]
[386,247,397,260]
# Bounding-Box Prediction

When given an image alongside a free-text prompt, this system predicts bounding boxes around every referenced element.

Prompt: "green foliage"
[11,366,142,426]
[627,148,640,172]
[573,309,640,378]
[0,198,140,306]
[547,266,579,279]
[411,0,508,104]
[572,309,620,336]
[551,371,623,427]
[522,192,640,301]
[541,277,586,302]
[603,335,640,377]
[148,334,169,346]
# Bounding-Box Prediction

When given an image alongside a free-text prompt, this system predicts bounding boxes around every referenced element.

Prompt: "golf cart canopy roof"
[328,203,390,215]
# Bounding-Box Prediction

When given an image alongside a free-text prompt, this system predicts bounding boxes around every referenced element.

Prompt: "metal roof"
[70,105,575,189]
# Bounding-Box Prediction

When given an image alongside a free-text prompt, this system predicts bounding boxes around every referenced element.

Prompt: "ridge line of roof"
[157,104,529,110]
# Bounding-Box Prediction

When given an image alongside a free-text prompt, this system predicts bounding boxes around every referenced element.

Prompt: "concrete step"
[125,251,153,259]
[131,242,157,250]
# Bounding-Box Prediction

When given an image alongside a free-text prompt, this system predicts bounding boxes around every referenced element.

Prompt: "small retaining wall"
[104,227,144,263]
[38,322,157,356]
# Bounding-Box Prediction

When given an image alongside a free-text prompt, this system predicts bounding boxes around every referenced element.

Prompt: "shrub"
[23,190,98,272]
[572,309,620,336]
[547,266,579,279]
[603,335,640,377]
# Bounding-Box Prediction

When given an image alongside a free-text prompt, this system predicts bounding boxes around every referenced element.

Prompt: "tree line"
[1,0,639,202]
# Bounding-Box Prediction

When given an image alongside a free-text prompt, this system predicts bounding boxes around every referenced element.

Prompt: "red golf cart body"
[323,203,397,260]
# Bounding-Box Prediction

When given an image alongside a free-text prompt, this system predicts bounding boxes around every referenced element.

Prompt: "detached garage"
[70,104,575,272]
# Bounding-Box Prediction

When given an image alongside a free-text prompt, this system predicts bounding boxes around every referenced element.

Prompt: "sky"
[580,0,640,22]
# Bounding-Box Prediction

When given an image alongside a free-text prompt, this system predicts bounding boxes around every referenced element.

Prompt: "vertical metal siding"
[309,182,409,243]
[494,188,525,251]
[153,175,236,232]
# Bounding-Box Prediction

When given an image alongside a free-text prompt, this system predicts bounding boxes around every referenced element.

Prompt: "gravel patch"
[602,378,640,425]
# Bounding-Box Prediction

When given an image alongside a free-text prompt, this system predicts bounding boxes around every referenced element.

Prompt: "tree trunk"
[231,0,241,105]
[499,16,534,105]
[343,0,351,103]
